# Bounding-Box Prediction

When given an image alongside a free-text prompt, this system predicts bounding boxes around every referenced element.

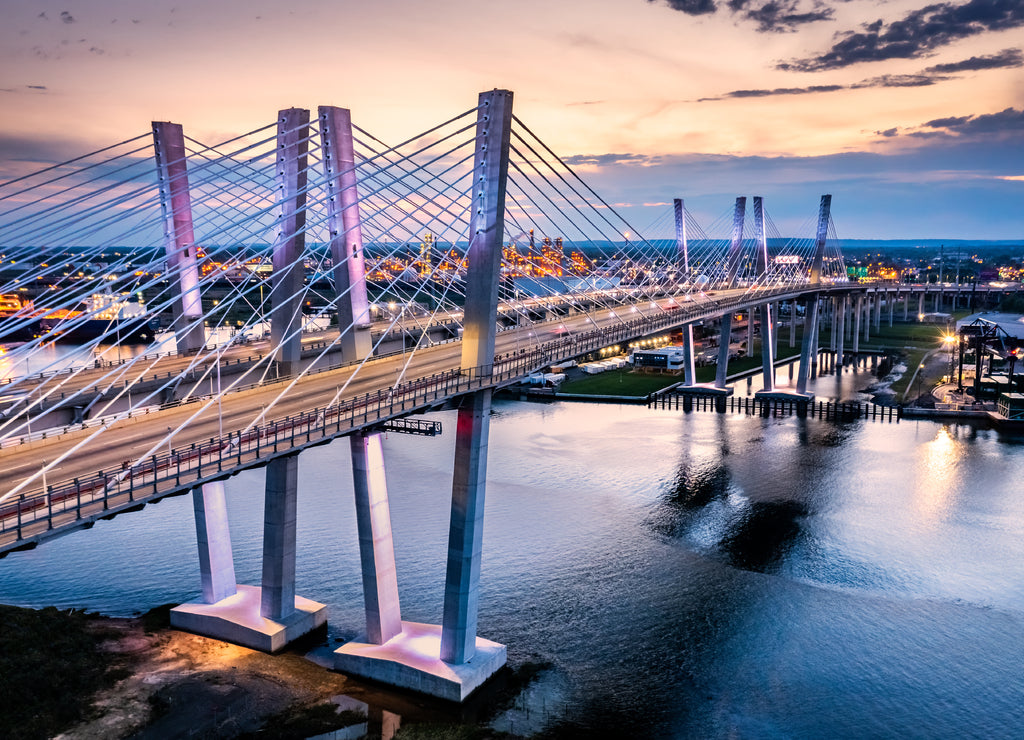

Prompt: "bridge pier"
[835,295,846,371]
[171,454,326,652]
[335,90,511,702]
[853,296,862,353]
[191,481,236,604]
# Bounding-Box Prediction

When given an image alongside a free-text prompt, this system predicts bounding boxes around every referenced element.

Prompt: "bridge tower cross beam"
[152,121,206,354]
[441,89,514,667]
[270,108,311,379]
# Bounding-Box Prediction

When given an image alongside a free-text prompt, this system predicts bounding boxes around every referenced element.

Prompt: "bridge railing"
[0,283,811,544]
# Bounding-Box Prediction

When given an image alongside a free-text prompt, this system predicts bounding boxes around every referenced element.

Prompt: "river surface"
[2,365,1023,738]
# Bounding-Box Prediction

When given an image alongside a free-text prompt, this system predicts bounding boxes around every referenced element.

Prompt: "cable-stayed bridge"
[0,89,1010,700]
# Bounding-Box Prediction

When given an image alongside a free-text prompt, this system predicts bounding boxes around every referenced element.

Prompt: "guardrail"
[0,283,846,548]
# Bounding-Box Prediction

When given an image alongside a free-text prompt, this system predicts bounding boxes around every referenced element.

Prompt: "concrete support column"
[835,295,846,369]
[810,297,820,379]
[715,314,733,388]
[918,293,925,320]
[874,291,882,329]
[192,481,237,604]
[889,293,894,327]
[270,108,310,378]
[441,390,494,663]
[863,296,871,342]
[773,301,780,358]
[796,295,820,394]
[829,298,838,352]
[904,293,909,321]
[746,310,754,358]
[152,121,205,354]
[350,432,402,644]
[261,453,299,621]
[681,324,696,386]
[852,296,862,354]
[790,300,797,348]
[760,303,775,392]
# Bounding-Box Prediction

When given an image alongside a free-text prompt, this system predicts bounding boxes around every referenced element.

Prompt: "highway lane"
[0,287,785,499]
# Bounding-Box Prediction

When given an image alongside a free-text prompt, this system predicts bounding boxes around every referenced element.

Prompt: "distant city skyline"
[0,0,1021,240]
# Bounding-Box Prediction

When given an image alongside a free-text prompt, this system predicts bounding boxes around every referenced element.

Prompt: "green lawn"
[558,332,806,397]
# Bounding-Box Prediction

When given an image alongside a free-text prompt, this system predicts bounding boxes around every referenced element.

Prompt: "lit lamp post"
[943,333,956,382]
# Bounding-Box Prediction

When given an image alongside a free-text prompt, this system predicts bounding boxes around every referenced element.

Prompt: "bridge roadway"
[0,280,1017,553]
[0,280,1008,420]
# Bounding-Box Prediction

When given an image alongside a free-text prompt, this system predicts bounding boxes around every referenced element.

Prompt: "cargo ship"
[0,294,41,343]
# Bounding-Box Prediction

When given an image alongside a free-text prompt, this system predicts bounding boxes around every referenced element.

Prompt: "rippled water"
[3,368,1023,737]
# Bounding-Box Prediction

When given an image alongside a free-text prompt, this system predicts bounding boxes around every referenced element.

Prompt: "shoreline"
[2,603,524,740]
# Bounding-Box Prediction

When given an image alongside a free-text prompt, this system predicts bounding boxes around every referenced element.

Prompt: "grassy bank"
[0,605,123,740]
[559,332,806,397]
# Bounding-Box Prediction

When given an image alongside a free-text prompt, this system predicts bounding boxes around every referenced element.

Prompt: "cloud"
[779,0,1024,71]
[875,128,899,137]
[651,0,834,30]
[922,107,1024,137]
[26,85,48,91]
[855,73,942,88]
[563,152,661,167]
[730,0,834,32]
[60,11,75,24]
[701,47,1012,101]
[923,48,1024,73]
[653,0,718,16]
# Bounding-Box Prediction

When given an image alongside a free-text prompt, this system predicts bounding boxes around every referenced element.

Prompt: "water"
[3,377,1024,737]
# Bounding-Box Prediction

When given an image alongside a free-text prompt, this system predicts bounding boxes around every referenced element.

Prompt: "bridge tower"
[171,109,328,653]
[270,108,311,379]
[153,122,206,356]
[673,199,697,388]
[795,195,832,396]
[319,105,403,652]
[753,196,775,392]
[333,91,511,702]
[715,198,747,391]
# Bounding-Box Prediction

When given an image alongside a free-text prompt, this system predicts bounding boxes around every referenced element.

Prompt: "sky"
[0,0,1021,240]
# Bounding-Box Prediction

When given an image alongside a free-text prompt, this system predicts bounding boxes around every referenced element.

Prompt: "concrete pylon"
[320,105,373,362]
[808,195,832,285]
[350,433,402,644]
[152,121,205,355]
[191,481,237,604]
[715,313,733,388]
[320,105,404,646]
[673,198,689,276]
[441,89,514,667]
[796,294,820,394]
[270,108,310,379]
[681,324,696,386]
[853,296,862,353]
[261,453,299,621]
[725,197,747,287]
[760,304,775,392]
[835,295,846,370]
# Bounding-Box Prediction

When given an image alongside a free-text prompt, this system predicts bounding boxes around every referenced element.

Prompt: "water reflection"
[2,401,1024,737]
